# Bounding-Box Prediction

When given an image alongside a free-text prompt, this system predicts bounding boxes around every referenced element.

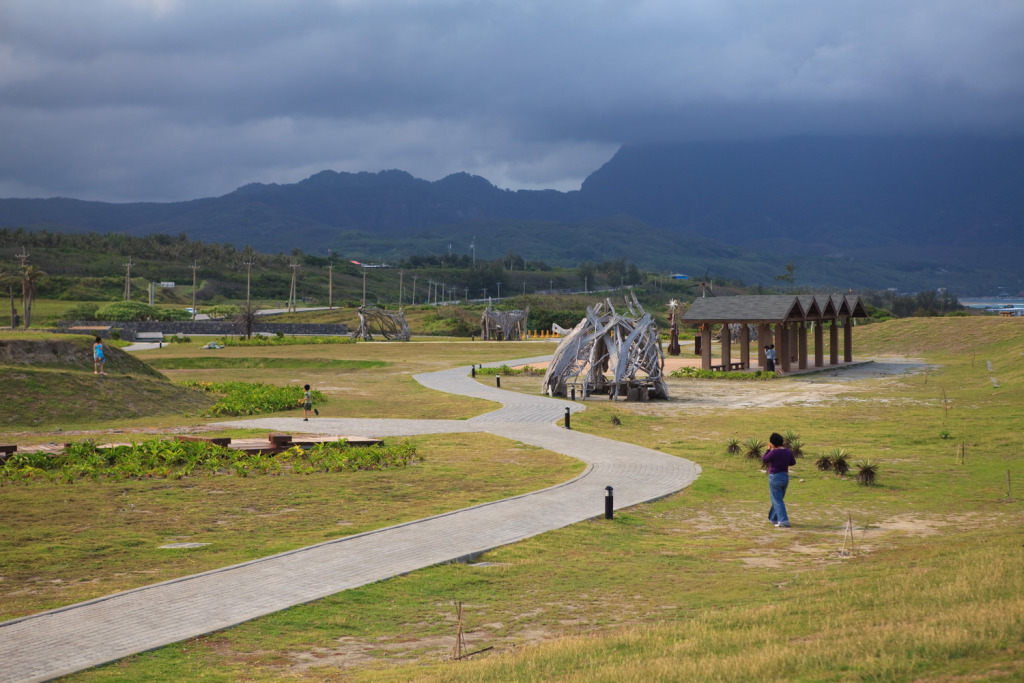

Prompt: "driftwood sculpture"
[542,293,668,401]
[352,306,410,341]
[481,307,529,341]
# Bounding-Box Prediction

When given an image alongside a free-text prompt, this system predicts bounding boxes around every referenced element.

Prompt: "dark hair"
[769,432,784,447]
[304,384,310,390]
[95,336,102,343]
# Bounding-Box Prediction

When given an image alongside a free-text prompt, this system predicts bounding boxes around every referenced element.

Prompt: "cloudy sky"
[1,0,1022,203]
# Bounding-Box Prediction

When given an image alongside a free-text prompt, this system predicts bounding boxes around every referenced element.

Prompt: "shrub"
[95,301,158,321]
[181,381,326,416]
[0,438,421,483]
[726,438,741,455]
[856,461,879,485]
[744,438,766,459]
[815,454,834,472]
[830,448,851,476]
[787,438,804,458]
[782,430,800,448]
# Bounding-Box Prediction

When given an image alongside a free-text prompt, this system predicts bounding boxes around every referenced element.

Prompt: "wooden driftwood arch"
[351,306,411,341]
[480,307,529,341]
[542,293,667,401]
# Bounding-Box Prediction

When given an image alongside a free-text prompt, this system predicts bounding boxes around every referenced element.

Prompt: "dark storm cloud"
[1,0,1022,201]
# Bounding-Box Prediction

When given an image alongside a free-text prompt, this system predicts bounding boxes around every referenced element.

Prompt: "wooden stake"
[1007,470,1013,503]
[453,601,466,660]
[841,512,856,557]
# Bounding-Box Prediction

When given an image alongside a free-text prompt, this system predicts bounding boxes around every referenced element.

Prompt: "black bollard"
[564,406,571,429]
[496,375,501,388]
[471,365,476,377]
[605,486,614,520]
[571,386,576,401]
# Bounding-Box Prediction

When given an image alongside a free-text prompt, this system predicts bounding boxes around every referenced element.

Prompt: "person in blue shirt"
[93,336,106,376]
[762,432,796,527]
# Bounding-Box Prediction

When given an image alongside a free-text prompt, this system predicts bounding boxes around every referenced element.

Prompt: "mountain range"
[2,136,1022,294]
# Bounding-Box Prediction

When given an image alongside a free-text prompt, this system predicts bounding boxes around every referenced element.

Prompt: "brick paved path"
[0,356,699,683]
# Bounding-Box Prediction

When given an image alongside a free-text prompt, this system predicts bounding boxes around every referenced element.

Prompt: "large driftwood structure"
[351,306,410,341]
[480,307,529,341]
[542,294,668,401]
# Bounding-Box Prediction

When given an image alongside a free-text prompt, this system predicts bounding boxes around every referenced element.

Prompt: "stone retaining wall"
[55,320,348,340]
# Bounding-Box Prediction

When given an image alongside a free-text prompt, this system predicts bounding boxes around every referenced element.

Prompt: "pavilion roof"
[681,295,805,324]
[681,294,866,325]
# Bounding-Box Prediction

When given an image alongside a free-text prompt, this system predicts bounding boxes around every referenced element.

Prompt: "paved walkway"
[0,356,700,683]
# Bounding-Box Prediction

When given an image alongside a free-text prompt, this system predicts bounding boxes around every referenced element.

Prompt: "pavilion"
[679,294,868,373]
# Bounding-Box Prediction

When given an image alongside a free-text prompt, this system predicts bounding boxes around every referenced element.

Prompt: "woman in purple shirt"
[762,432,796,527]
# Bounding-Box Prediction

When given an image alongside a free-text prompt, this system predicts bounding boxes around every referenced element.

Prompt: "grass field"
[2,317,1022,681]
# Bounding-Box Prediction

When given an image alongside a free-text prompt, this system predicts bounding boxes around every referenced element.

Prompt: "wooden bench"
[709,362,746,372]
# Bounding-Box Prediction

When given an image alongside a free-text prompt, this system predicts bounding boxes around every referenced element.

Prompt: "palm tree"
[21,264,45,328]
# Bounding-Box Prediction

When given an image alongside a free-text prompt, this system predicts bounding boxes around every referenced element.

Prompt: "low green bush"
[670,367,776,380]
[181,381,326,416]
[0,438,420,484]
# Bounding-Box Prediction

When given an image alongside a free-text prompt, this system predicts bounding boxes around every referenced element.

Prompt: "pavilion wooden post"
[798,321,808,370]
[757,324,770,368]
[788,323,799,366]
[814,320,825,367]
[721,324,732,368]
[829,319,840,365]
[739,324,750,369]
[778,323,792,373]
[701,324,712,370]
[843,316,853,362]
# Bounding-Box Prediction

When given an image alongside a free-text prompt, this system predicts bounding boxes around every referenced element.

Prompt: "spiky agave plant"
[815,453,834,472]
[726,438,741,455]
[745,438,767,459]
[830,448,851,476]
[856,461,879,485]
[782,430,800,448]
[788,438,804,458]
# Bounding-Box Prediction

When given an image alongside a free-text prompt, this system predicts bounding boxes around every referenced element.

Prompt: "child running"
[301,384,318,420]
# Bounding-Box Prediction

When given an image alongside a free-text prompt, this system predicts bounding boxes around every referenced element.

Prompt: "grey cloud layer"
[2,0,1022,201]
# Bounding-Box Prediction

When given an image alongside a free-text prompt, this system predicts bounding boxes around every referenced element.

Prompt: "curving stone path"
[0,356,700,683]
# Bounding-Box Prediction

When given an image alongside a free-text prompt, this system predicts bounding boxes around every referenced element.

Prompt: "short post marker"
[605,486,614,520]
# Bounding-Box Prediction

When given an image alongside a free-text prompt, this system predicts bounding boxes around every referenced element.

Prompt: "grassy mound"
[0,337,214,428]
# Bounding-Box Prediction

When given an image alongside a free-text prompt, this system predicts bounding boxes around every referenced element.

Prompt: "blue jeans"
[768,472,791,526]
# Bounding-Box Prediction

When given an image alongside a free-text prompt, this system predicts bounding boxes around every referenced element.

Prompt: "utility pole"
[289,261,301,313]
[190,260,200,320]
[242,250,255,313]
[496,282,502,298]
[412,274,418,304]
[327,263,333,309]
[361,268,367,307]
[399,270,404,308]
[123,257,135,301]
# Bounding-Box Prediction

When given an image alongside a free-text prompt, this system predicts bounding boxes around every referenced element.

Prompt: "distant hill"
[1,136,1022,293]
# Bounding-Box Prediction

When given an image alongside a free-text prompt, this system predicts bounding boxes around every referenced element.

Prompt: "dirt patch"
[601,357,929,416]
